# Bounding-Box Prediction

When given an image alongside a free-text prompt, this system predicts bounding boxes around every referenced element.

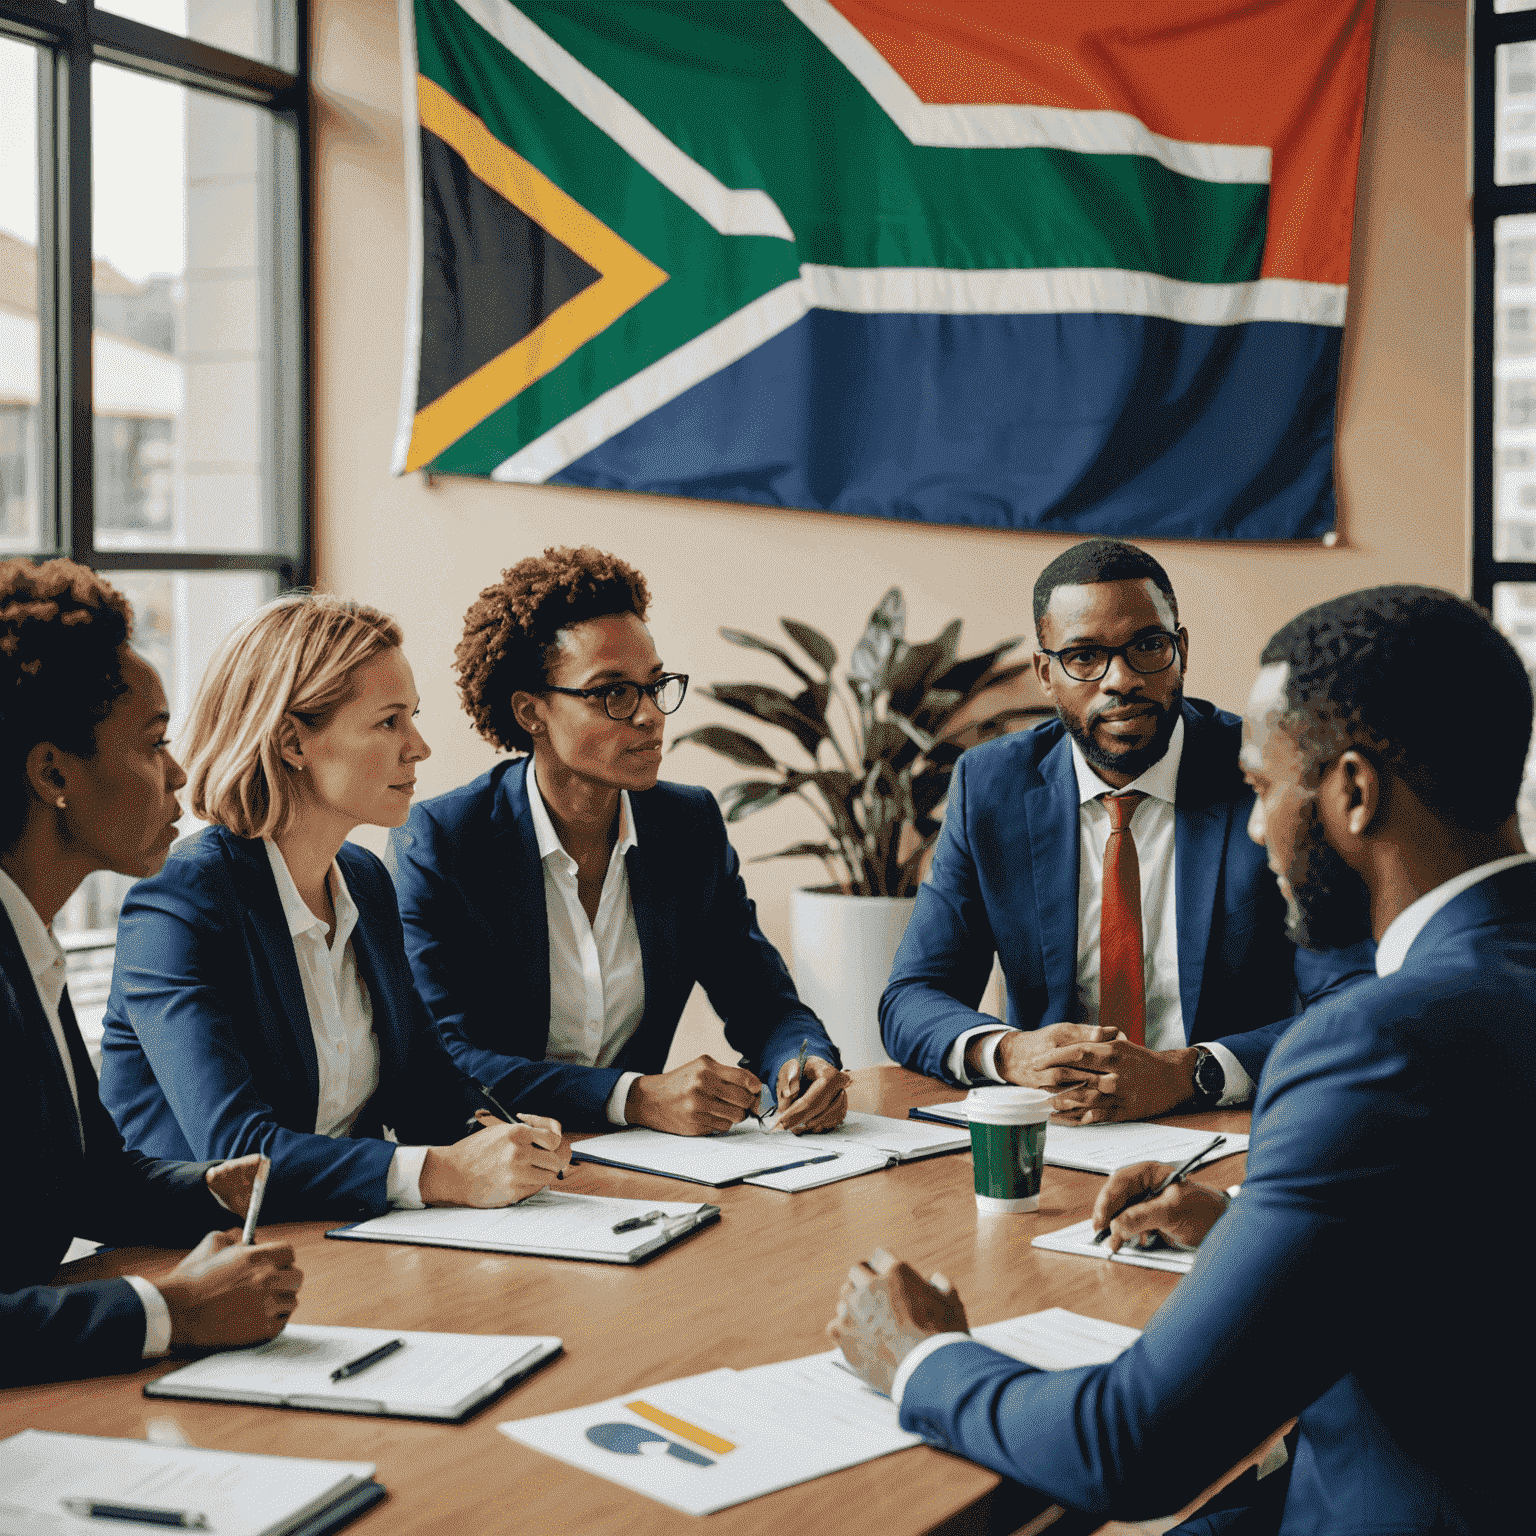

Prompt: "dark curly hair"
[0,558,134,850]
[1032,538,1178,640]
[1261,585,1531,833]
[455,546,651,754]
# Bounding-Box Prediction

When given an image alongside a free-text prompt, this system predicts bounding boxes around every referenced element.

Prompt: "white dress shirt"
[946,717,1250,1105]
[1374,851,1536,976]
[525,767,646,1124]
[0,867,171,1357]
[262,841,427,1208]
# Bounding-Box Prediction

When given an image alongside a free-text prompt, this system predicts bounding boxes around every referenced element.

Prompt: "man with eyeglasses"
[881,538,1373,1123]
[388,547,849,1138]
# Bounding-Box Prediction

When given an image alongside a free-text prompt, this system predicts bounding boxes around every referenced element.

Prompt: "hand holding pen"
[417,1075,570,1207]
[770,1038,854,1134]
[1091,1135,1232,1253]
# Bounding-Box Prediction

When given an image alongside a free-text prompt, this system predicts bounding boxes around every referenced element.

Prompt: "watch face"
[1195,1050,1224,1100]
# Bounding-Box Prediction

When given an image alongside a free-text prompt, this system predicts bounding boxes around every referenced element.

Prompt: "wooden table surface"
[3,1068,1253,1536]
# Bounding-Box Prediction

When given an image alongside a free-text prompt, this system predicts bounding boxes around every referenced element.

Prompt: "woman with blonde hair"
[100,593,568,1218]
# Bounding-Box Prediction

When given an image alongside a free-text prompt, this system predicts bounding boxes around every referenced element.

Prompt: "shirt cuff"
[607,1072,643,1126]
[1204,1040,1253,1106]
[387,1145,430,1209]
[126,1275,172,1358]
[945,1027,1011,1085]
[890,1332,974,1408]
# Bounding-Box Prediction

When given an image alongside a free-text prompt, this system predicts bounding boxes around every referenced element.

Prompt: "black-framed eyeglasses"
[543,673,690,720]
[1039,631,1180,684]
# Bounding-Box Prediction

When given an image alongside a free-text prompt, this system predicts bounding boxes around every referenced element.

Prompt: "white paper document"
[575,1110,967,1190]
[499,1310,1142,1514]
[328,1189,717,1262]
[913,1100,1248,1174]
[144,1324,561,1420]
[0,1429,377,1536]
[1031,1216,1196,1272]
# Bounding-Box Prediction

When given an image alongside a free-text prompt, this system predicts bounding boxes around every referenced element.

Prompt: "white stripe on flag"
[784,0,1271,186]
[490,266,1344,484]
[452,0,795,240]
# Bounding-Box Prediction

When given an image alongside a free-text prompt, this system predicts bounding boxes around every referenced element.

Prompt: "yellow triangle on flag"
[405,74,669,473]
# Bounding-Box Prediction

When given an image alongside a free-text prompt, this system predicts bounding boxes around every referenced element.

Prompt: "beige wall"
[312,0,1468,1058]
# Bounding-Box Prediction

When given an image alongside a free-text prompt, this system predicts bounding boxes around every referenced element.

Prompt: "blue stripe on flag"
[550,311,1339,541]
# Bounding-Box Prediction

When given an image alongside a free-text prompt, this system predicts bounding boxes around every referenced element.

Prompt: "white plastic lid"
[964,1086,1053,1124]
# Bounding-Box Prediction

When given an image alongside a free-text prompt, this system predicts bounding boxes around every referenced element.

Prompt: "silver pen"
[240,1153,271,1244]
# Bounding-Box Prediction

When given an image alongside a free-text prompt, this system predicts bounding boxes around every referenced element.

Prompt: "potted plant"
[672,588,1046,1068]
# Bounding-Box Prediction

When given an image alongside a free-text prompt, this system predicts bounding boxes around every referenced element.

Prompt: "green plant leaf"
[780,618,838,674]
[860,718,903,767]
[718,627,815,687]
[792,682,831,727]
[933,639,1026,699]
[706,683,828,758]
[719,778,794,821]
[669,724,778,770]
[848,588,905,700]
[749,840,843,864]
[887,710,937,753]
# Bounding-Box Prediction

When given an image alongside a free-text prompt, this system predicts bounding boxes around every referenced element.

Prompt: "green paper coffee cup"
[966,1087,1052,1214]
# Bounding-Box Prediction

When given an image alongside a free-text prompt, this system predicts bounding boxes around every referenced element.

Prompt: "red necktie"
[1100,792,1146,1045]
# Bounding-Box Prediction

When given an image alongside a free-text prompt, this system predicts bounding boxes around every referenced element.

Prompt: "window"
[0,0,308,990]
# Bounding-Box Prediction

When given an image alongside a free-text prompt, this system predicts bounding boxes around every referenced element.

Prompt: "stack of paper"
[145,1325,562,1421]
[499,1308,1141,1514]
[1032,1217,1196,1273]
[327,1190,718,1263]
[0,1429,382,1536]
[910,1100,1248,1174]
[572,1111,968,1190]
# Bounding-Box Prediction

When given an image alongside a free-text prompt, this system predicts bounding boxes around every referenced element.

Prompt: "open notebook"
[909,1099,1248,1174]
[1032,1216,1196,1273]
[145,1325,562,1421]
[571,1111,969,1190]
[0,1429,384,1536]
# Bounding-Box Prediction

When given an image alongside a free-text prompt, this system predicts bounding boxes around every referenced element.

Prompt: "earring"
[54,796,67,809]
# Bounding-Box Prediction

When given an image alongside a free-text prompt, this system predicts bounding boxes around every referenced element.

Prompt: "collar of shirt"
[1068,711,1185,809]
[525,761,638,872]
[1374,851,1536,977]
[0,863,66,1000]
[262,839,359,951]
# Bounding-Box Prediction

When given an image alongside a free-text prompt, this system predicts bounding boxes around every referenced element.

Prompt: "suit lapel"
[1173,705,1233,1040]
[623,794,675,1060]
[494,759,551,1048]
[345,870,402,1076]
[1025,734,1083,1018]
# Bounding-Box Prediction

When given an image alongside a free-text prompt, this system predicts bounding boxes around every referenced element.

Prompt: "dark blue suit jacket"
[385,758,838,1129]
[2,906,223,1386]
[99,827,479,1220]
[900,861,1536,1534]
[881,698,1374,1084]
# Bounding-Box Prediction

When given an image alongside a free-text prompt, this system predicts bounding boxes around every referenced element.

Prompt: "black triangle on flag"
[416,126,601,415]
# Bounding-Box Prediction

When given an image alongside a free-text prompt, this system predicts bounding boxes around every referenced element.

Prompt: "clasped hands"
[971,1022,1201,1124]
[624,1052,851,1136]
[828,1168,1228,1395]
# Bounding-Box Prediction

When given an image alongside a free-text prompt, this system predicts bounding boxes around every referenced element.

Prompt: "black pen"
[612,1209,667,1234]
[1092,1135,1228,1245]
[60,1500,209,1529]
[330,1337,405,1381]
[473,1076,562,1179]
[765,1152,840,1173]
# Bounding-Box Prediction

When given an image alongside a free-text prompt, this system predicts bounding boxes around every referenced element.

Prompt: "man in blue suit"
[831,586,1531,1533]
[882,538,1371,1123]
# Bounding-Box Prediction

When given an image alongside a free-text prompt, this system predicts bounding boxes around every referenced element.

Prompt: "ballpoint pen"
[1091,1134,1227,1244]
[240,1154,271,1245]
[763,1152,840,1173]
[612,1210,667,1234]
[760,1037,812,1127]
[474,1076,563,1178]
[59,1499,209,1529]
[330,1337,405,1381]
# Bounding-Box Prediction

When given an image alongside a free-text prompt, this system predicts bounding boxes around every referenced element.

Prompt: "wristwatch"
[1189,1046,1225,1110]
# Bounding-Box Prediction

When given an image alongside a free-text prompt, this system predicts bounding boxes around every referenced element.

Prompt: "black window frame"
[0,0,310,589]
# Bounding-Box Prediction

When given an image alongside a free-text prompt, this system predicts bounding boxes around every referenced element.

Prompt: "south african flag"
[394,0,1375,540]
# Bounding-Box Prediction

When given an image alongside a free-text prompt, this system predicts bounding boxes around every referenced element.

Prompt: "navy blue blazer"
[385,757,838,1129]
[881,698,1374,1084]
[2,906,223,1386]
[898,860,1536,1533]
[99,827,480,1220]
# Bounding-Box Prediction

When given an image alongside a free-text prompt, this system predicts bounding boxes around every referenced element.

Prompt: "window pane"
[1496,216,1536,559]
[92,63,293,556]
[97,0,296,72]
[56,570,279,1031]
[1499,43,1536,186]
[0,38,43,554]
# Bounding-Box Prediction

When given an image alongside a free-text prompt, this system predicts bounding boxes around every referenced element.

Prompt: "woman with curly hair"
[98,592,569,1220]
[0,558,301,1385]
[386,545,849,1136]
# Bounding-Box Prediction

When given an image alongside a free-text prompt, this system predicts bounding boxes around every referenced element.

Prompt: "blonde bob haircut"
[183,593,403,840]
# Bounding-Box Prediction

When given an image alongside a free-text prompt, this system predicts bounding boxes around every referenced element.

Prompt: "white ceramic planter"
[789,887,917,1071]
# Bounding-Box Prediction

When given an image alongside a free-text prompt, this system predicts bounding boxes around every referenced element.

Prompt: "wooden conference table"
[5,1069,1259,1536]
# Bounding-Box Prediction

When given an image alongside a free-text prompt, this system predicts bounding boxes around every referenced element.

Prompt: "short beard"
[1061,691,1182,783]
[1283,798,1374,951]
